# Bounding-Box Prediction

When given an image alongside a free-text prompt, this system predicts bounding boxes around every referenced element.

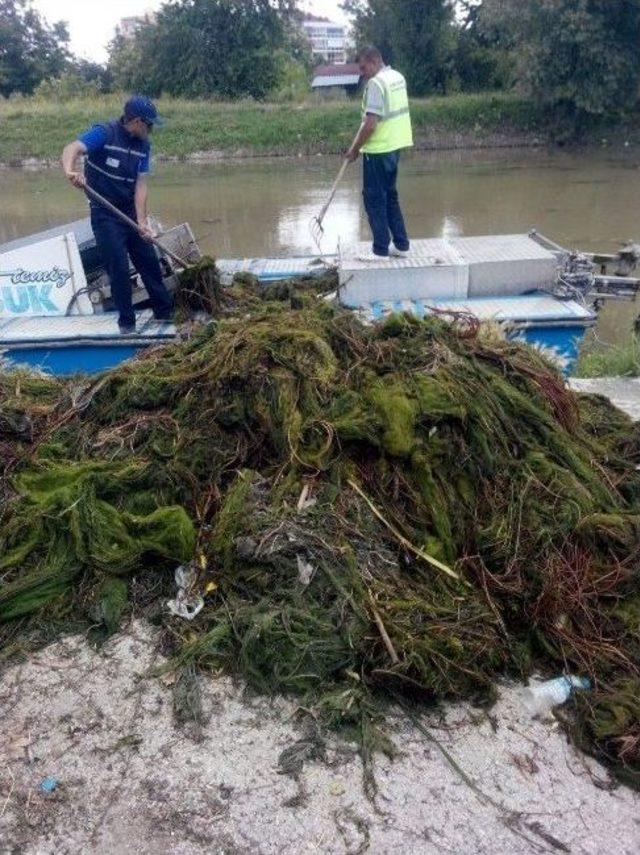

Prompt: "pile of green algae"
[1,271,639,788]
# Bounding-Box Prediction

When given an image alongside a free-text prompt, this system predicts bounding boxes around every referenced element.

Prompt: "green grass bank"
[576,336,640,378]
[0,92,543,165]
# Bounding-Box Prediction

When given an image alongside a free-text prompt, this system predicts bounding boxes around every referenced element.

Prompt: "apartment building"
[301,17,349,65]
[118,10,157,40]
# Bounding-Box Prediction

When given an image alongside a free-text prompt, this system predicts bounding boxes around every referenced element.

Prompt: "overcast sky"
[30,0,349,63]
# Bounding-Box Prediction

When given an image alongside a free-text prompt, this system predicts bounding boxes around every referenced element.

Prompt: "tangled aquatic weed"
[1,272,639,788]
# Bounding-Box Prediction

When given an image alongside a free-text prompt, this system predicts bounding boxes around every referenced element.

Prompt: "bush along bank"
[576,336,640,379]
[1,271,640,791]
[0,92,545,166]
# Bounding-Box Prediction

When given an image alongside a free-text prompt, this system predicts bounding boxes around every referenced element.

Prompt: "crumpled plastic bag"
[167,563,204,621]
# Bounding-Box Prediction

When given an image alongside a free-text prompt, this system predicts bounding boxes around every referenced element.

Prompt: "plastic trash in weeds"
[522,675,591,717]
[39,777,58,793]
[167,563,204,621]
[297,554,316,586]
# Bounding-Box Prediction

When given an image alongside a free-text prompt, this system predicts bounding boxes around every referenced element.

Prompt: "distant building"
[302,17,349,65]
[118,10,156,40]
[311,63,362,95]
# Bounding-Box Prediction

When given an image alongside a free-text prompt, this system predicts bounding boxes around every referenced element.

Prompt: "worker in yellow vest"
[346,46,413,262]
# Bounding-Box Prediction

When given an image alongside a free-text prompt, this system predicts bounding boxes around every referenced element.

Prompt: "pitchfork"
[309,137,359,250]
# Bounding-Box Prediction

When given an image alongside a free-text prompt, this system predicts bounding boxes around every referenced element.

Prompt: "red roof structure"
[313,63,360,78]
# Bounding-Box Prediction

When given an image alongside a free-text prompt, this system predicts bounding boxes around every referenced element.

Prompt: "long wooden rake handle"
[80,184,189,268]
[314,158,350,229]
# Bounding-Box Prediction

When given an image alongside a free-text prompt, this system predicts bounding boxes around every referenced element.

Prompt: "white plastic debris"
[297,555,316,586]
[522,675,591,717]
[296,484,317,512]
[167,564,204,621]
[175,564,195,589]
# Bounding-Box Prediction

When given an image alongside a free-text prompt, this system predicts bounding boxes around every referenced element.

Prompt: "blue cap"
[123,95,164,126]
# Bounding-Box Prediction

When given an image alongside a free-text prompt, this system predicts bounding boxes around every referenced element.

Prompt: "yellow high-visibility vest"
[361,67,413,155]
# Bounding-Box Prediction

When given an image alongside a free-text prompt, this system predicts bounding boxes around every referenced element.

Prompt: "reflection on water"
[277,195,360,256]
[1,146,639,339]
[3,147,639,256]
[441,214,463,241]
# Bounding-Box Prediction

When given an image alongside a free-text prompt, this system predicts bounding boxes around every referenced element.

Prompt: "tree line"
[2,0,640,129]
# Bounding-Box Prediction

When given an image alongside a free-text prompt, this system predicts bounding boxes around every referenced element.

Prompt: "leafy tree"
[454,0,515,92]
[342,0,458,95]
[271,58,312,102]
[106,31,149,95]
[108,0,303,99]
[480,0,640,130]
[0,0,70,96]
[70,59,114,93]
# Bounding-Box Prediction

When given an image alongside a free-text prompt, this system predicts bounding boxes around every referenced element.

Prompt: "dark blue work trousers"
[91,209,174,328]
[362,150,410,257]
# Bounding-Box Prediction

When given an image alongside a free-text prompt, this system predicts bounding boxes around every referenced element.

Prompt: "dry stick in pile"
[347,479,461,581]
[368,591,400,665]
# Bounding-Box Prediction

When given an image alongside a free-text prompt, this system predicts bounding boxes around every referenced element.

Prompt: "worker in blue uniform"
[61,95,173,334]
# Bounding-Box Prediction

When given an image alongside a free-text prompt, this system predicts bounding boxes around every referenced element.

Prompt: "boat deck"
[0,311,176,373]
[339,234,559,306]
[0,310,176,346]
[359,293,595,326]
[217,255,336,282]
[0,226,594,376]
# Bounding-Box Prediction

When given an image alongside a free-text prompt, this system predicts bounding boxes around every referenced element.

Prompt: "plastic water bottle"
[522,675,591,717]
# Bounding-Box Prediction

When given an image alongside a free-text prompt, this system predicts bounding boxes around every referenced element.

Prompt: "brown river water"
[1,146,638,342]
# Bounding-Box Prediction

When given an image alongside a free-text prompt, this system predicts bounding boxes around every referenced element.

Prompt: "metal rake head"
[309,215,325,252]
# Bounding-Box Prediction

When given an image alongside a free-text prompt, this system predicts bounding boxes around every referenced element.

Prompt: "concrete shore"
[570,377,640,420]
[1,379,639,854]
[2,623,639,854]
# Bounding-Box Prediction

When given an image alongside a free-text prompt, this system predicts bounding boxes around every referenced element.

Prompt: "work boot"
[357,252,390,263]
[118,323,137,335]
